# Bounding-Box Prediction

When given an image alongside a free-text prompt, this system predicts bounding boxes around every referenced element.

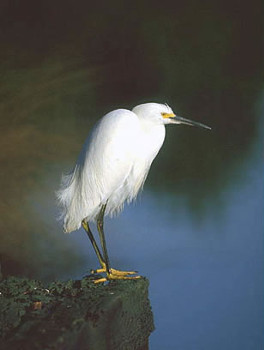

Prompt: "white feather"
[57,103,171,233]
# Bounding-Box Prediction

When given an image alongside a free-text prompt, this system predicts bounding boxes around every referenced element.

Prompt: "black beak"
[170,115,211,130]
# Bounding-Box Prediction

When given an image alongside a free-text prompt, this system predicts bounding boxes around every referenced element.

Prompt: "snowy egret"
[57,103,210,283]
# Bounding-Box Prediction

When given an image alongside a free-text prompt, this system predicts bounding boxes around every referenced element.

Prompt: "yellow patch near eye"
[161,112,175,119]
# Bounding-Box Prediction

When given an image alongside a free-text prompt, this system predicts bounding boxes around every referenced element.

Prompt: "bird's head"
[132,102,211,130]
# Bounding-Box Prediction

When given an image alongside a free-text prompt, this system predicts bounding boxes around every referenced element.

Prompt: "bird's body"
[57,102,210,282]
[58,104,168,233]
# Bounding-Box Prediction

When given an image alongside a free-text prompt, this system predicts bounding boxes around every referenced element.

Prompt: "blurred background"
[0,1,263,349]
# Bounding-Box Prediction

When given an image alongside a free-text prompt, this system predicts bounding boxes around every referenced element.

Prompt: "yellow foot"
[91,267,138,276]
[91,263,141,284]
[94,273,141,284]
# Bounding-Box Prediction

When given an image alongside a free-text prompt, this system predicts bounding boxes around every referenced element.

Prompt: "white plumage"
[57,102,210,234]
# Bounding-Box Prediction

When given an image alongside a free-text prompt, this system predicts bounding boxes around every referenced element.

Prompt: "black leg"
[83,204,140,284]
[97,203,111,274]
[82,220,105,268]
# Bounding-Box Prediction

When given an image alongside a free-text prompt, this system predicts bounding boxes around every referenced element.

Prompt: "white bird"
[57,102,210,283]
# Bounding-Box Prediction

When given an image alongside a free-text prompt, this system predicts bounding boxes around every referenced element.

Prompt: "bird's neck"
[140,122,166,162]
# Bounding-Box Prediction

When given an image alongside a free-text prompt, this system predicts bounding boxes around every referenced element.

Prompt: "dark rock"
[0,275,154,349]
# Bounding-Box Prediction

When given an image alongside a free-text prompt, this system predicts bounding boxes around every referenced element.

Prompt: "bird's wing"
[78,109,142,208]
[58,108,142,231]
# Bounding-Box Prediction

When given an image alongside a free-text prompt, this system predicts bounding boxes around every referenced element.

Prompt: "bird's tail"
[56,166,82,233]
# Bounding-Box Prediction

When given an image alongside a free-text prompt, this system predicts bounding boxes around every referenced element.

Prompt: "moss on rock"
[0,275,154,350]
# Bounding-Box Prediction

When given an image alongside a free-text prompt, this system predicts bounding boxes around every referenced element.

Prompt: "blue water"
[124,167,262,349]
[147,172,263,349]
